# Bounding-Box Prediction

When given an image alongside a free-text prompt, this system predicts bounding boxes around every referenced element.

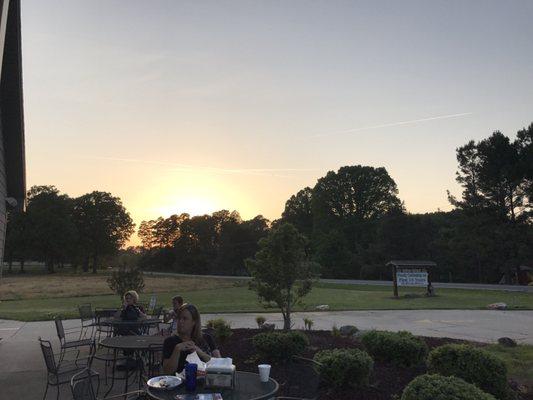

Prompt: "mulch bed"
[217,329,531,400]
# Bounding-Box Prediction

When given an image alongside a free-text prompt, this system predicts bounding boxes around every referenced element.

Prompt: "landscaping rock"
[487,302,507,310]
[316,304,329,311]
[339,325,359,337]
[497,337,517,347]
[261,323,275,331]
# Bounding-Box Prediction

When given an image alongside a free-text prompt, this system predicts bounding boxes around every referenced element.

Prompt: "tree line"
[4,123,532,282]
[5,186,134,273]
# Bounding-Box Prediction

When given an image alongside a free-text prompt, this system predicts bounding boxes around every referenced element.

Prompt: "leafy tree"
[73,191,134,273]
[24,185,77,273]
[216,214,270,275]
[452,130,531,222]
[245,223,319,330]
[107,264,145,298]
[313,229,354,278]
[312,165,403,227]
[4,210,30,273]
[281,187,314,234]
[516,123,533,220]
[138,213,188,249]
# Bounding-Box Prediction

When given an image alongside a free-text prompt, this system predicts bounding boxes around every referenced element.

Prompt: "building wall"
[0,0,8,269]
[0,112,6,267]
[0,0,25,270]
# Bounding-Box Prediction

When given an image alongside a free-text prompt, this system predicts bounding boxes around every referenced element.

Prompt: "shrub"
[331,324,341,337]
[303,317,314,330]
[401,374,496,400]
[314,348,373,388]
[361,330,428,367]
[205,318,232,342]
[253,331,309,363]
[107,264,145,298]
[255,316,266,328]
[428,344,508,399]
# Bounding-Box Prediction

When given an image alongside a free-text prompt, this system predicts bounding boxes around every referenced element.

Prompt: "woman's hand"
[174,341,196,353]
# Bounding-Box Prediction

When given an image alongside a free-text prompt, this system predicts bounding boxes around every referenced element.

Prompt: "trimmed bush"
[314,348,373,388]
[428,344,508,399]
[253,331,309,362]
[402,374,496,400]
[255,316,266,328]
[205,318,232,342]
[361,330,428,367]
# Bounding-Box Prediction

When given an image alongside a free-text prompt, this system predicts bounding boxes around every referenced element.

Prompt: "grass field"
[484,344,533,387]
[0,273,532,321]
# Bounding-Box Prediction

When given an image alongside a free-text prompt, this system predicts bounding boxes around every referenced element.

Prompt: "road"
[146,272,533,293]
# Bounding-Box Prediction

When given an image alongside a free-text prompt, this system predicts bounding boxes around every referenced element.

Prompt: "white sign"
[397,271,428,287]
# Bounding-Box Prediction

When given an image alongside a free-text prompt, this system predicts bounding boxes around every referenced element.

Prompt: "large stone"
[261,323,275,331]
[498,337,517,347]
[316,304,329,311]
[487,302,507,310]
[339,325,359,337]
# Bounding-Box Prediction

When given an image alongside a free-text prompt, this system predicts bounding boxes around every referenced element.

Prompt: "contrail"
[312,112,473,138]
[83,156,318,178]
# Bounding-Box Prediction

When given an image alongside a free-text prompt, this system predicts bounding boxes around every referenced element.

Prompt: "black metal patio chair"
[39,337,97,400]
[70,368,146,400]
[78,303,96,340]
[55,317,94,362]
[142,343,163,381]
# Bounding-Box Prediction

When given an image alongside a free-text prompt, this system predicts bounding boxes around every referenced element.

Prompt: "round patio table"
[100,335,166,396]
[147,371,279,400]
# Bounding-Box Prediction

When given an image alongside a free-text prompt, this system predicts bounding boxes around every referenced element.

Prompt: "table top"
[100,335,166,350]
[147,371,279,400]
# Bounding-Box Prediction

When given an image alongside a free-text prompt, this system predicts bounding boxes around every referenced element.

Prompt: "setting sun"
[157,195,218,218]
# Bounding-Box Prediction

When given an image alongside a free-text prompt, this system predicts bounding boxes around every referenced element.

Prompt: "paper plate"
[147,375,182,390]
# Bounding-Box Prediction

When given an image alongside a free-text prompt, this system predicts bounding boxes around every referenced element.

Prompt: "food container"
[205,358,236,389]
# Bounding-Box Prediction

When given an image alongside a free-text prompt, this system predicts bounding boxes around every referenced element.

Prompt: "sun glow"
[157,195,218,218]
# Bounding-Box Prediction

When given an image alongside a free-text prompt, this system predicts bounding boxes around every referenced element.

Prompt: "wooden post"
[393,265,399,298]
[426,266,434,296]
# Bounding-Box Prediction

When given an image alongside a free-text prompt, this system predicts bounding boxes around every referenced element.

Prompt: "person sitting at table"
[162,304,221,374]
[114,290,147,336]
[164,295,184,323]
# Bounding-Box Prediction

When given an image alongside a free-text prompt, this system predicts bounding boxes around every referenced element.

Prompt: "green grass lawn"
[484,344,533,387]
[1,281,532,321]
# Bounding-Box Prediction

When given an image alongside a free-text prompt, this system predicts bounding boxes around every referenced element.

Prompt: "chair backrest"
[54,317,65,341]
[71,369,98,400]
[39,337,58,374]
[152,306,163,319]
[146,343,164,378]
[283,356,321,400]
[78,304,94,322]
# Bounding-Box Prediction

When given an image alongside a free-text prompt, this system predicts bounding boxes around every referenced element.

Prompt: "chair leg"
[42,382,49,400]
[56,384,60,400]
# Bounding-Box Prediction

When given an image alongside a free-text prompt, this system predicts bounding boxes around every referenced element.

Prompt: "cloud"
[82,156,319,178]
[312,112,473,138]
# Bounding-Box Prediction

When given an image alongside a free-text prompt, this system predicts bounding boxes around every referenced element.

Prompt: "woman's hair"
[123,290,139,303]
[178,303,203,344]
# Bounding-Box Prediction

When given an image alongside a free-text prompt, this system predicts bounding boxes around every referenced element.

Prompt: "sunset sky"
[20,1,533,240]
